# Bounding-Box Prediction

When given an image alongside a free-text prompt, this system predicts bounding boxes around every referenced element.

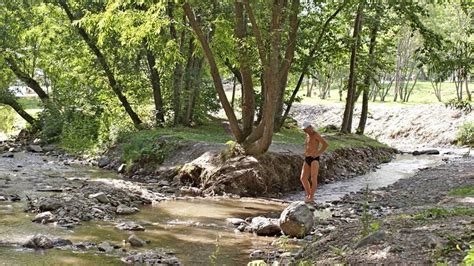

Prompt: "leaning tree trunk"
[341,2,364,134]
[1,96,39,130]
[4,56,49,104]
[58,0,143,128]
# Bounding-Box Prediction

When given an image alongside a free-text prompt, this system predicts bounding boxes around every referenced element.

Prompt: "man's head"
[301,121,314,133]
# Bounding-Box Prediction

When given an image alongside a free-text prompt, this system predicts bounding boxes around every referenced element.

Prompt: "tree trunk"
[168,2,184,125]
[341,2,364,134]
[357,7,379,135]
[235,1,255,137]
[1,97,39,130]
[4,56,49,103]
[464,69,471,101]
[145,46,165,125]
[183,3,243,141]
[231,76,237,108]
[184,58,204,125]
[59,0,142,128]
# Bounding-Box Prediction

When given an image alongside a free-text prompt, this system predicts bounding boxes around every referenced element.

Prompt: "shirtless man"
[300,121,328,203]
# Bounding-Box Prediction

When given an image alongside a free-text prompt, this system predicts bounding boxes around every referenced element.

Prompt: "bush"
[446,99,472,113]
[59,110,101,153]
[119,130,178,172]
[456,122,474,147]
[0,106,16,133]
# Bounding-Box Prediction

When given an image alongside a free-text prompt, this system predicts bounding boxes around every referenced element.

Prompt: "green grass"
[299,81,472,106]
[18,97,42,110]
[114,119,388,170]
[413,208,474,221]
[448,186,474,197]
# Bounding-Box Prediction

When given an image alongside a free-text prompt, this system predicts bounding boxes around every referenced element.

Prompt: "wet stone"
[116,205,139,215]
[1,152,14,158]
[116,221,145,231]
[88,192,109,204]
[27,145,43,153]
[23,234,54,249]
[226,218,246,226]
[32,211,56,224]
[122,250,182,265]
[128,234,147,247]
[98,241,114,253]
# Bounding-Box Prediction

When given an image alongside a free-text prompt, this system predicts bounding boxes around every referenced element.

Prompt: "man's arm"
[314,132,329,156]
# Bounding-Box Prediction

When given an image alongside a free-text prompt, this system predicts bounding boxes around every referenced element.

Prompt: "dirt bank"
[298,156,474,264]
[290,103,473,150]
[176,145,396,197]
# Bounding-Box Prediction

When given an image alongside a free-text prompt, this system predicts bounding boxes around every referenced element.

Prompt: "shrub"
[456,122,474,147]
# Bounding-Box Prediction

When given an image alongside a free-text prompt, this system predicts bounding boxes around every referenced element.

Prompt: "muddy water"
[0,150,467,265]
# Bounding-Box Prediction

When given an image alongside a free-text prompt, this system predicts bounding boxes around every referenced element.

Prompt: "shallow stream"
[0,149,467,265]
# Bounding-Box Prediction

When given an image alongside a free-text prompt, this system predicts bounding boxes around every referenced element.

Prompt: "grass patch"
[324,133,389,152]
[118,130,182,172]
[17,97,42,110]
[113,118,389,170]
[448,186,474,197]
[413,208,474,221]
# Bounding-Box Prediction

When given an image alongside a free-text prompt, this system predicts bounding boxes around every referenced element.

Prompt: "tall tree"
[357,5,381,135]
[184,0,300,154]
[341,2,364,134]
[56,0,143,128]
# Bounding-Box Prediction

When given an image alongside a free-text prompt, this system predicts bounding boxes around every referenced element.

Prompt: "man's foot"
[304,197,313,203]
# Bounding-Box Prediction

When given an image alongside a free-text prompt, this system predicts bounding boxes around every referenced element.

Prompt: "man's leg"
[300,162,311,201]
[309,161,319,201]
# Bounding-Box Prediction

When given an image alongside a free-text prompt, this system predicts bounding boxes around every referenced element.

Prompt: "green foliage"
[0,106,16,133]
[329,245,349,257]
[463,242,474,265]
[247,260,267,266]
[220,140,244,161]
[413,208,474,221]
[456,122,474,147]
[209,234,221,266]
[118,130,177,172]
[59,110,101,153]
[446,99,472,113]
[448,186,474,197]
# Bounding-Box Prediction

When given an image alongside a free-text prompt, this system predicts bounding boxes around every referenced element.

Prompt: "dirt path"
[299,156,474,264]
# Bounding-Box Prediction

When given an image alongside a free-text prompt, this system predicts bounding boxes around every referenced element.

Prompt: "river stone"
[53,238,73,247]
[226,218,246,226]
[279,201,314,238]
[23,234,54,249]
[121,250,181,265]
[0,196,6,201]
[32,211,56,224]
[116,205,139,215]
[116,221,145,231]
[412,149,440,156]
[38,198,62,211]
[249,250,265,259]
[1,152,14,158]
[355,230,386,249]
[98,157,111,168]
[250,216,281,236]
[98,241,114,252]
[88,192,109,203]
[128,234,147,247]
[27,145,43,153]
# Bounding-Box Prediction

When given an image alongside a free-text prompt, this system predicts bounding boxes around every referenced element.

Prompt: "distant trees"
[0,1,471,153]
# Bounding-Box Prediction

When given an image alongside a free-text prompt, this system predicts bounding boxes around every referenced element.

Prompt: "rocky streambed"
[1,139,469,265]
